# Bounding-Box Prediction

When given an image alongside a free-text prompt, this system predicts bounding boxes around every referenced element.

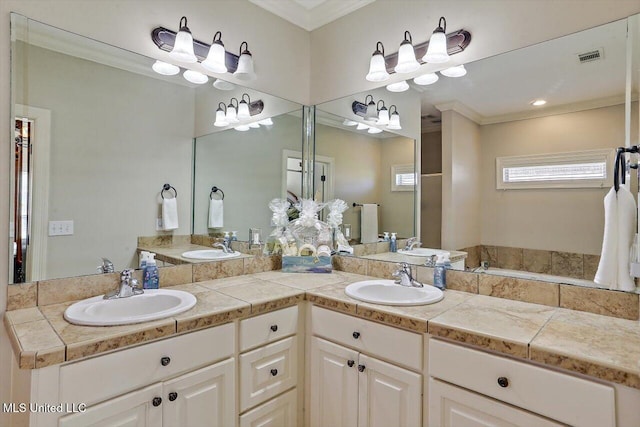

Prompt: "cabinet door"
[240,388,297,427]
[309,337,359,427]
[429,378,565,427]
[162,358,235,427]
[58,384,162,427]
[357,354,422,427]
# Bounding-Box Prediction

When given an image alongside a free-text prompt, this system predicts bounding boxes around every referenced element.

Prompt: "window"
[391,164,416,191]
[496,149,614,189]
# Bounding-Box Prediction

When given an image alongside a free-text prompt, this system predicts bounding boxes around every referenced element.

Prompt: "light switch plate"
[49,220,74,236]
[156,218,163,231]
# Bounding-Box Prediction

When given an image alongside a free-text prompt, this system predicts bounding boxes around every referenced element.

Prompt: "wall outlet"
[49,220,74,236]
[156,218,163,231]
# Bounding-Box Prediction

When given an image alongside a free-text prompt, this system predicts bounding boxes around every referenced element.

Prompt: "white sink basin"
[345,280,444,306]
[181,249,242,260]
[64,289,197,326]
[398,248,451,258]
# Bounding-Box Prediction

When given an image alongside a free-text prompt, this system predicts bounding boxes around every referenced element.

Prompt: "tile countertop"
[4,271,640,390]
[137,243,253,265]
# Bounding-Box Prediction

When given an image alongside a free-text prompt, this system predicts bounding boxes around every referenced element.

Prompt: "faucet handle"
[120,268,134,281]
[396,262,410,271]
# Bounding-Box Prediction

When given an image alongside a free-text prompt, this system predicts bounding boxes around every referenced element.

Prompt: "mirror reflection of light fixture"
[213,79,235,90]
[364,95,378,123]
[168,16,198,63]
[386,80,409,92]
[258,118,274,126]
[387,105,402,130]
[201,31,227,73]
[226,98,239,124]
[368,127,383,134]
[214,102,228,127]
[234,124,250,131]
[152,60,180,76]
[183,69,208,84]
[342,119,358,126]
[413,72,439,85]
[234,41,256,81]
[376,100,389,125]
[366,41,390,82]
[395,31,420,73]
[423,17,450,64]
[237,93,251,120]
[356,122,370,130]
[249,122,260,128]
[531,99,547,106]
[440,64,467,77]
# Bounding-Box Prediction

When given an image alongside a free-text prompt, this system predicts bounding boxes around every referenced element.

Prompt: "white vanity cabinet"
[428,339,617,427]
[238,305,300,427]
[309,306,423,427]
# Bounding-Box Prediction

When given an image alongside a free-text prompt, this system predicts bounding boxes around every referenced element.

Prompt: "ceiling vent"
[577,48,604,64]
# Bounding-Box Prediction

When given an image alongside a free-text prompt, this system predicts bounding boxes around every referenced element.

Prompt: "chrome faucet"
[213,241,234,254]
[404,237,422,251]
[392,262,423,287]
[104,269,144,300]
[97,258,115,274]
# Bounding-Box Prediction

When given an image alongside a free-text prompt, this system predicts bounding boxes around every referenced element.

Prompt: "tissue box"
[282,256,332,273]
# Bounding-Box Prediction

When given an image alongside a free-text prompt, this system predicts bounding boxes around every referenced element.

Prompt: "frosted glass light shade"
[413,73,439,85]
[214,110,228,127]
[365,101,378,123]
[356,123,370,130]
[213,79,235,90]
[183,70,208,84]
[423,31,449,63]
[152,60,180,76]
[226,105,238,123]
[258,118,274,125]
[440,64,467,77]
[386,81,409,92]
[234,44,256,81]
[366,53,389,82]
[387,113,402,130]
[342,119,357,126]
[202,41,227,73]
[368,127,383,134]
[234,125,250,131]
[377,108,389,125]
[169,18,197,63]
[237,100,251,120]
[249,122,260,128]
[395,42,420,73]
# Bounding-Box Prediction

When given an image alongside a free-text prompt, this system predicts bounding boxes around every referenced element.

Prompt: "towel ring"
[210,186,225,200]
[161,183,177,199]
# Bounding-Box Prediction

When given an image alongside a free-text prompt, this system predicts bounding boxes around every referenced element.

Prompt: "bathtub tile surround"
[530,309,640,389]
[497,246,524,270]
[7,281,37,311]
[522,249,552,274]
[560,285,639,320]
[478,274,559,306]
[446,269,479,293]
[551,251,584,279]
[583,254,600,280]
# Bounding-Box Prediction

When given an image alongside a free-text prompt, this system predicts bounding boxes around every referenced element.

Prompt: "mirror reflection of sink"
[64,289,197,326]
[181,249,242,260]
[345,280,444,306]
[397,248,451,258]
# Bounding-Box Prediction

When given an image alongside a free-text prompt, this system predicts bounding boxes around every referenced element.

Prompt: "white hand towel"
[162,198,179,231]
[360,204,378,244]
[208,199,224,228]
[594,186,637,291]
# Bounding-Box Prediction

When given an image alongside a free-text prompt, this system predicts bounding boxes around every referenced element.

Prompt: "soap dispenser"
[433,255,446,290]
[390,232,397,252]
[383,232,390,242]
[143,253,159,289]
[231,231,238,241]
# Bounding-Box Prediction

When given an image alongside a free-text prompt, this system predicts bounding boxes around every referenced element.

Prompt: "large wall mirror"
[9,13,303,283]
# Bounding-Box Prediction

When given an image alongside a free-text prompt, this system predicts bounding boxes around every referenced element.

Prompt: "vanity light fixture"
[387,105,402,130]
[395,31,420,73]
[237,93,252,120]
[168,17,198,63]
[258,118,274,126]
[201,31,227,73]
[376,100,390,126]
[234,124,250,131]
[151,60,180,76]
[183,69,208,84]
[531,99,547,106]
[214,102,229,127]
[234,42,256,81]
[364,95,379,123]
[368,127,383,134]
[248,122,261,128]
[423,17,450,63]
[342,119,358,126]
[366,41,390,82]
[386,80,410,92]
[413,72,439,85]
[226,98,239,124]
[213,79,235,90]
[440,64,467,77]
[356,122,370,130]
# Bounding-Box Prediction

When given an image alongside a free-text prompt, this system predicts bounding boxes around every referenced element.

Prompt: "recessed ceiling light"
[531,99,547,106]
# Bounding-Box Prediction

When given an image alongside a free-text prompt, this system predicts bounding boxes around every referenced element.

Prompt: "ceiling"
[248,0,375,31]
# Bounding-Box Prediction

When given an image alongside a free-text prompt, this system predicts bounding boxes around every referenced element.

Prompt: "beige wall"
[480,103,637,254]
[441,110,482,250]
[379,136,416,238]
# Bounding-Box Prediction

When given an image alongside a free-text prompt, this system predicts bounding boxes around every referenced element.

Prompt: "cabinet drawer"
[239,388,297,427]
[240,305,298,351]
[429,339,615,427]
[240,336,298,411]
[60,323,234,406]
[311,306,422,371]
